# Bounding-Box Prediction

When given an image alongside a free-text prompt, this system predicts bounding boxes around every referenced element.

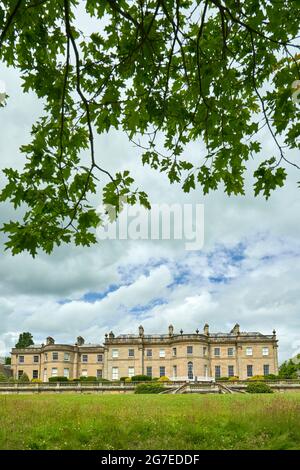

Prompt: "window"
[63,368,69,378]
[112,349,119,358]
[51,368,58,377]
[81,369,88,377]
[64,353,70,362]
[32,370,38,379]
[18,370,23,379]
[112,367,119,380]
[146,349,152,357]
[203,347,207,356]
[97,369,103,379]
[146,366,152,378]
[228,365,234,377]
[97,354,103,362]
[172,347,177,357]
[187,361,193,380]
[246,347,253,356]
[33,355,39,363]
[52,352,58,361]
[19,355,24,364]
[263,364,270,376]
[128,367,135,378]
[159,349,165,358]
[204,364,208,377]
[173,365,177,378]
[215,365,221,379]
[247,365,253,377]
[187,346,193,355]
[262,347,269,356]
[214,347,220,357]
[128,349,135,357]
[81,354,88,363]
[159,366,166,377]
[227,348,234,357]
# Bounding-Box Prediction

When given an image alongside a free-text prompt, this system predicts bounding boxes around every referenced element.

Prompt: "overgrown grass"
[0,394,300,450]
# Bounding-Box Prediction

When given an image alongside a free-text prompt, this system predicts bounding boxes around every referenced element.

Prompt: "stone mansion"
[11,324,279,382]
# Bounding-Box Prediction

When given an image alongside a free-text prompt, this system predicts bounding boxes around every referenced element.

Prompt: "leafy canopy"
[0,0,300,256]
[15,332,34,348]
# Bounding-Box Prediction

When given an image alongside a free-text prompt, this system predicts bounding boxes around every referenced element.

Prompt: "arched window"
[187,361,193,380]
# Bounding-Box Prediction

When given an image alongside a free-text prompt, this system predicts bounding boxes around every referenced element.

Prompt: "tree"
[15,332,34,349]
[278,359,300,379]
[18,372,30,382]
[4,357,11,365]
[0,1,299,256]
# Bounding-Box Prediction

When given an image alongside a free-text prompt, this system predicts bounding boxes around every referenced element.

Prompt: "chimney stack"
[203,324,209,335]
[168,324,174,336]
[46,336,55,345]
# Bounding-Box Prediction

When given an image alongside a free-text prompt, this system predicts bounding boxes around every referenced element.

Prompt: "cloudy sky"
[1,12,300,364]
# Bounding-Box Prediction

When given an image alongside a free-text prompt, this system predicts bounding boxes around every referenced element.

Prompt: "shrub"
[80,376,97,381]
[264,374,278,381]
[131,375,151,382]
[228,376,239,382]
[246,382,273,394]
[18,373,30,383]
[98,378,111,383]
[48,376,68,382]
[31,379,42,383]
[125,377,132,383]
[219,377,229,381]
[135,383,165,394]
[0,373,7,382]
[158,376,170,382]
[248,375,265,381]
[120,377,128,381]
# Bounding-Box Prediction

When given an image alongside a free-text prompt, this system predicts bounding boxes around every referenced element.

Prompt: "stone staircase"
[160,381,246,395]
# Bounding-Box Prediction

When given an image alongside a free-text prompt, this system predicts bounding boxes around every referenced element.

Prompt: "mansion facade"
[11,324,279,382]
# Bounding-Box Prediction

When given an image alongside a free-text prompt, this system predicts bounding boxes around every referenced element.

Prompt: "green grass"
[0,393,300,450]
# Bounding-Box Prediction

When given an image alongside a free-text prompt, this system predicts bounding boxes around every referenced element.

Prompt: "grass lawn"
[0,393,300,450]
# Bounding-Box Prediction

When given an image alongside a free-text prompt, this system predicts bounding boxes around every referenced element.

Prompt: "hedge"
[48,376,69,382]
[135,383,165,394]
[246,382,273,394]
[131,375,151,382]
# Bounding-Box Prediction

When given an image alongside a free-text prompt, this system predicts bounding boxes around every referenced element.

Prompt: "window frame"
[128,349,135,358]
[81,354,88,363]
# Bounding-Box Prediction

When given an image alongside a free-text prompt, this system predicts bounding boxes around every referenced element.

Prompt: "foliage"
[79,376,97,381]
[15,332,34,349]
[0,1,300,255]
[246,382,273,394]
[228,376,239,382]
[264,374,279,381]
[219,376,229,381]
[124,377,132,383]
[4,357,11,365]
[131,375,151,382]
[158,376,170,382]
[0,373,7,382]
[279,359,300,379]
[120,376,128,382]
[31,379,42,383]
[135,382,165,394]
[18,373,30,383]
[48,376,69,382]
[248,375,266,381]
